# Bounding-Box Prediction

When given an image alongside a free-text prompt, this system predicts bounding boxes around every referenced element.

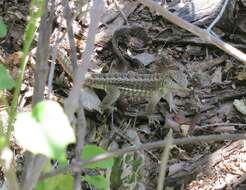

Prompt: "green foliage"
[35,174,73,190]
[8,0,45,136]
[81,145,114,189]
[0,137,7,150]
[110,157,123,187]
[1,0,116,189]
[0,65,15,90]
[82,175,108,190]
[0,18,7,38]
[22,0,45,53]
[14,100,75,163]
[82,144,114,169]
[111,152,145,189]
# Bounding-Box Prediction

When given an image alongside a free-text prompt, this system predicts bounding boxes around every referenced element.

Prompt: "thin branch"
[62,0,78,75]
[21,1,54,190]
[73,107,87,190]
[40,133,246,180]
[195,123,246,130]
[62,1,105,189]
[61,1,84,189]
[157,130,173,190]
[140,0,246,63]
[198,122,246,129]
[47,28,64,97]
[64,0,105,121]
[32,0,54,105]
[207,0,229,32]
[113,0,129,25]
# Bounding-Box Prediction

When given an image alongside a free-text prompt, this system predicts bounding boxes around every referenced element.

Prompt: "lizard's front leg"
[163,91,177,113]
[145,91,162,115]
[144,91,162,123]
[101,86,121,112]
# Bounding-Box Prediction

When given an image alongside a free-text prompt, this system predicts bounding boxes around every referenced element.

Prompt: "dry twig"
[64,0,104,121]
[40,133,246,180]
[21,1,55,190]
[60,1,85,189]
[62,0,77,75]
[140,0,246,63]
[207,0,229,32]
[157,130,173,190]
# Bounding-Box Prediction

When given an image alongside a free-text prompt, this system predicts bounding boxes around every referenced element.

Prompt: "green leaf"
[14,100,75,163]
[0,18,7,38]
[35,174,73,190]
[82,175,108,190]
[7,0,45,130]
[0,136,7,150]
[0,65,15,90]
[82,145,114,169]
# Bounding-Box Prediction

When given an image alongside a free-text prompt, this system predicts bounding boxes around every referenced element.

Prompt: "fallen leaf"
[79,87,101,112]
[130,52,155,66]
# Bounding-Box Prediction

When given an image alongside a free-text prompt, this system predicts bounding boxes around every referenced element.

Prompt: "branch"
[139,0,246,64]
[21,0,54,188]
[157,130,173,190]
[64,0,104,121]
[207,0,230,32]
[62,0,77,75]
[40,133,246,180]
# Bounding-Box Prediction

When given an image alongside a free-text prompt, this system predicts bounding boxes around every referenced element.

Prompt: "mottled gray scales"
[56,48,188,113]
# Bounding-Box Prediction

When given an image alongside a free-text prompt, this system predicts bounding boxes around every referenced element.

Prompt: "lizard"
[56,48,189,115]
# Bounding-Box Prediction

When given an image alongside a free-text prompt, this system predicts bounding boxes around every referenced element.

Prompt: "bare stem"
[140,0,246,63]
[40,133,246,180]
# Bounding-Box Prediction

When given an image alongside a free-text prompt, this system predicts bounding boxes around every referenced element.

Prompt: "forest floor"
[1,0,246,189]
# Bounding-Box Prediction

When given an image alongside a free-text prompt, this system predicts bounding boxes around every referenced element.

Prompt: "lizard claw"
[169,103,178,113]
[100,103,117,113]
[140,110,160,125]
[147,114,160,125]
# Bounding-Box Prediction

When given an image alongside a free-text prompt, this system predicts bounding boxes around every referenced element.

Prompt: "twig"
[32,0,54,105]
[61,1,95,189]
[199,122,246,129]
[64,0,104,121]
[113,0,129,25]
[21,1,54,190]
[61,0,81,189]
[7,0,45,136]
[62,1,104,189]
[40,133,246,180]
[21,155,48,190]
[157,130,173,190]
[47,28,64,97]
[73,107,87,190]
[47,44,57,98]
[139,0,246,63]
[166,139,245,182]
[207,0,229,32]
[62,0,77,75]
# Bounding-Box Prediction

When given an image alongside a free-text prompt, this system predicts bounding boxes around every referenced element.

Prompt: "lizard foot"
[140,110,161,125]
[100,103,118,114]
[147,114,161,125]
[169,102,178,113]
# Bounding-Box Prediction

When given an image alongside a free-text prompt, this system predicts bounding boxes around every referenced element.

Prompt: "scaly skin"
[56,47,188,113]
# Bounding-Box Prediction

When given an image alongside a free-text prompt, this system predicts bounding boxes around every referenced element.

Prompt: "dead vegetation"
[1,0,246,189]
